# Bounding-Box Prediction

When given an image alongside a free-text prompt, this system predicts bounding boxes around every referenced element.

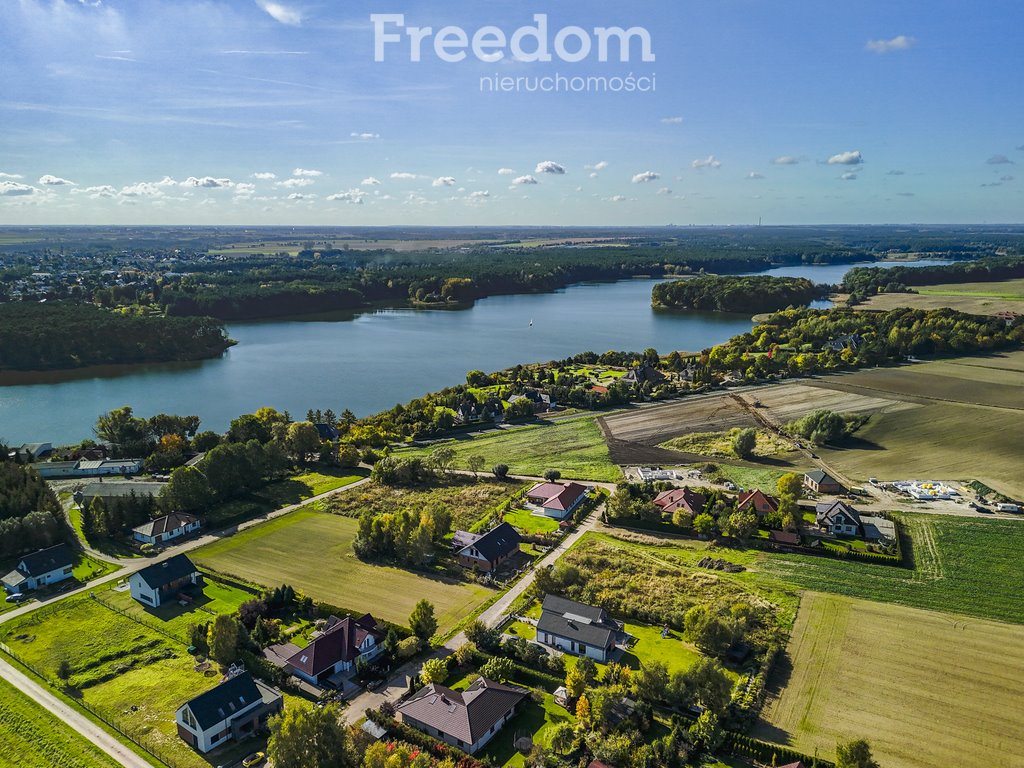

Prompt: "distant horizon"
[3,222,1024,231]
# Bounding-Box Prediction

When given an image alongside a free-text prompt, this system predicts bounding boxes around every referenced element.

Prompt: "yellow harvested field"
[758,592,1024,768]
[752,382,919,423]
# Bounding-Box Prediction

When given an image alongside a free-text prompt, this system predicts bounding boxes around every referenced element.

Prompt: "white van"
[997,503,1020,513]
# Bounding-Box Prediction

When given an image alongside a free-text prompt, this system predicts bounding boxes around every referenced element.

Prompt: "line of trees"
[842,254,1024,298]
[0,460,69,559]
[652,275,826,314]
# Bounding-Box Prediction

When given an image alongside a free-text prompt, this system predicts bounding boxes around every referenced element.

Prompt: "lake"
[0,259,953,445]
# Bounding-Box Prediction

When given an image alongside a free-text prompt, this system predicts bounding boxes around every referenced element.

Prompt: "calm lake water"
[0,260,953,445]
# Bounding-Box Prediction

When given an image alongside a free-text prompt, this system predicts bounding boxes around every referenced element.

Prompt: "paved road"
[0,655,155,768]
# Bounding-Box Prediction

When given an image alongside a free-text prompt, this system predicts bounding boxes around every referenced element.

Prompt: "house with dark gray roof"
[815,500,862,537]
[175,672,282,754]
[456,522,521,572]
[76,481,166,507]
[395,677,528,754]
[2,543,75,594]
[803,470,844,495]
[128,554,201,607]
[132,512,201,546]
[284,613,384,686]
[536,595,625,663]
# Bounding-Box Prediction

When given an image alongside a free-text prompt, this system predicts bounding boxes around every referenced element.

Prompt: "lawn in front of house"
[483,688,575,768]
[618,621,706,677]
[504,507,561,535]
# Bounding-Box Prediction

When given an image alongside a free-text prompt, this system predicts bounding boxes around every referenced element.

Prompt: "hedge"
[724,732,834,767]
[364,709,488,768]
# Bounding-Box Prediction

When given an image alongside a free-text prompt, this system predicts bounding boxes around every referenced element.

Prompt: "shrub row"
[364,709,487,768]
[724,732,833,767]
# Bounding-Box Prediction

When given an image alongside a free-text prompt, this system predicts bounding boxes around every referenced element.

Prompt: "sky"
[0,0,1022,226]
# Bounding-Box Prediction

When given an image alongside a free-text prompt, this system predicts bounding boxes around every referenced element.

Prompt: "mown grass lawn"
[255,467,368,508]
[504,507,560,535]
[397,415,621,482]
[0,675,122,768]
[482,688,575,768]
[619,621,705,676]
[192,509,493,634]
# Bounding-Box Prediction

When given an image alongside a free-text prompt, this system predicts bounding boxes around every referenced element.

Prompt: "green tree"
[688,710,722,751]
[726,509,758,541]
[692,512,717,537]
[672,507,693,528]
[162,465,214,513]
[95,406,151,456]
[732,428,757,459]
[683,657,733,715]
[428,446,456,474]
[543,469,561,481]
[836,739,880,768]
[467,454,485,477]
[287,421,321,464]
[547,722,575,755]
[409,599,438,640]
[420,657,448,685]
[777,472,804,499]
[492,463,510,479]
[479,656,515,682]
[227,413,271,444]
[267,703,358,768]
[207,614,239,666]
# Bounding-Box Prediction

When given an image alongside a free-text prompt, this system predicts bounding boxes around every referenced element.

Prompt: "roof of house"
[80,481,166,499]
[458,522,521,563]
[452,530,482,550]
[20,543,74,576]
[816,500,861,526]
[285,614,383,678]
[653,487,706,516]
[396,677,528,746]
[525,481,588,511]
[314,423,339,440]
[804,469,839,485]
[2,571,28,589]
[537,594,620,649]
[132,512,199,538]
[737,489,780,515]
[778,762,805,768]
[133,554,198,590]
[180,672,274,731]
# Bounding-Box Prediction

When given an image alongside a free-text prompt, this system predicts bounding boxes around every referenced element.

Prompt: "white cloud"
[586,160,609,173]
[660,116,684,124]
[254,0,302,26]
[38,174,76,186]
[156,176,178,187]
[276,177,314,188]
[657,187,672,196]
[828,150,863,165]
[512,175,538,185]
[390,172,419,180]
[468,190,490,200]
[986,154,1014,165]
[292,168,323,177]
[535,161,566,175]
[0,181,38,197]
[287,192,315,200]
[607,195,628,202]
[234,183,256,195]
[432,176,457,187]
[350,132,379,140]
[747,172,765,180]
[253,172,277,180]
[866,35,916,54]
[73,185,117,198]
[361,177,381,186]
[327,189,366,204]
[841,172,858,181]
[119,181,167,197]
[692,155,721,169]
[0,172,24,179]
[632,171,660,183]
[180,176,233,188]
[773,155,799,165]
[497,168,515,176]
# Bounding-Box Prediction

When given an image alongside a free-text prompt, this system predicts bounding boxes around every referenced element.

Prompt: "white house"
[132,513,201,546]
[32,458,143,479]
[536,594,625,663]
[284,614,384,686]
[524,481,589,520]
[176,672,283,754]
[128,554,201,608]
[2,543,75,594]
[815,500,863,537]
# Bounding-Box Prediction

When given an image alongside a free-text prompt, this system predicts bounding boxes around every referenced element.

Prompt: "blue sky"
[0,0,1021,225]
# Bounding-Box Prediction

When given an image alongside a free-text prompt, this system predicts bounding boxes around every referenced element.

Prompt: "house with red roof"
[653,487,706,517]
[736,489,780,519]
[284,614,384,686]
[525,481,589,520]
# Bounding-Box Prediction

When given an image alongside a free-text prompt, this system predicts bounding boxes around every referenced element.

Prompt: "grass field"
[757,592,1024,768]
[255,467,368,507]
[191,509,492,633]
[320,476,523,530]
[487,689,574,767]
[660,428,796,459]
[504,507,561,535]
[917,277,1024,298]
[398,416,621,481]
[0,675,122,768]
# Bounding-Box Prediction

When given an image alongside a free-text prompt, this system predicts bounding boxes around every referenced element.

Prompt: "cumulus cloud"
[841,172,858,180]
[253,172,277,180]
[119,182,166,197]
[586,161,609,173]
[287,192,314,200]
[390,172,418,180]
[468,190,490,199]
[73,185,118,198]
[692,155,721,169]
[0,172,24,179]
[254,0,302,26]
[181,176,233,188]
[986,154,1014,165]
[0,181,38,197]
[512,175,538,185]
[497,168,515,176]
[773,155,799,165]
[828,150,863,165]
[432,176,457,187]
[292,168,323,177]
[866,35,916,53]
[327,189,366,204]
[276,177,314,188]
[234,183,256,195]
[39,175,76,186]
[535,161,566,175]
[657,187,672,196]
[747,172,765,180]
[350,132,380,140]
[631,171,660,183]
[361,177,381,186]
[607,195,628,202]
[660,116,684,124]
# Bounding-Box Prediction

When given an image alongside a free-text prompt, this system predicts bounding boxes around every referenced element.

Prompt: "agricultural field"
[846,277,1024,315]
[660,428,796,459]
[191,509,492,633]
[0,675,122,768]
[254,467,368,508]
[319,476,523,530]
[758,592,1024,768]
[398,416,621,482]
[601,395,756,446]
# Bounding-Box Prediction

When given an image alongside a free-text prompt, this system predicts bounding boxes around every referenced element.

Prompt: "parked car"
[5,593,27,603]
[241,753,265,768]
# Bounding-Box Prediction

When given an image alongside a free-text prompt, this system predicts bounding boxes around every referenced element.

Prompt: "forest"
[0,460,69,559]
[651,275,825,313]
[841,254,1024,297]
[0,303,233,371]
